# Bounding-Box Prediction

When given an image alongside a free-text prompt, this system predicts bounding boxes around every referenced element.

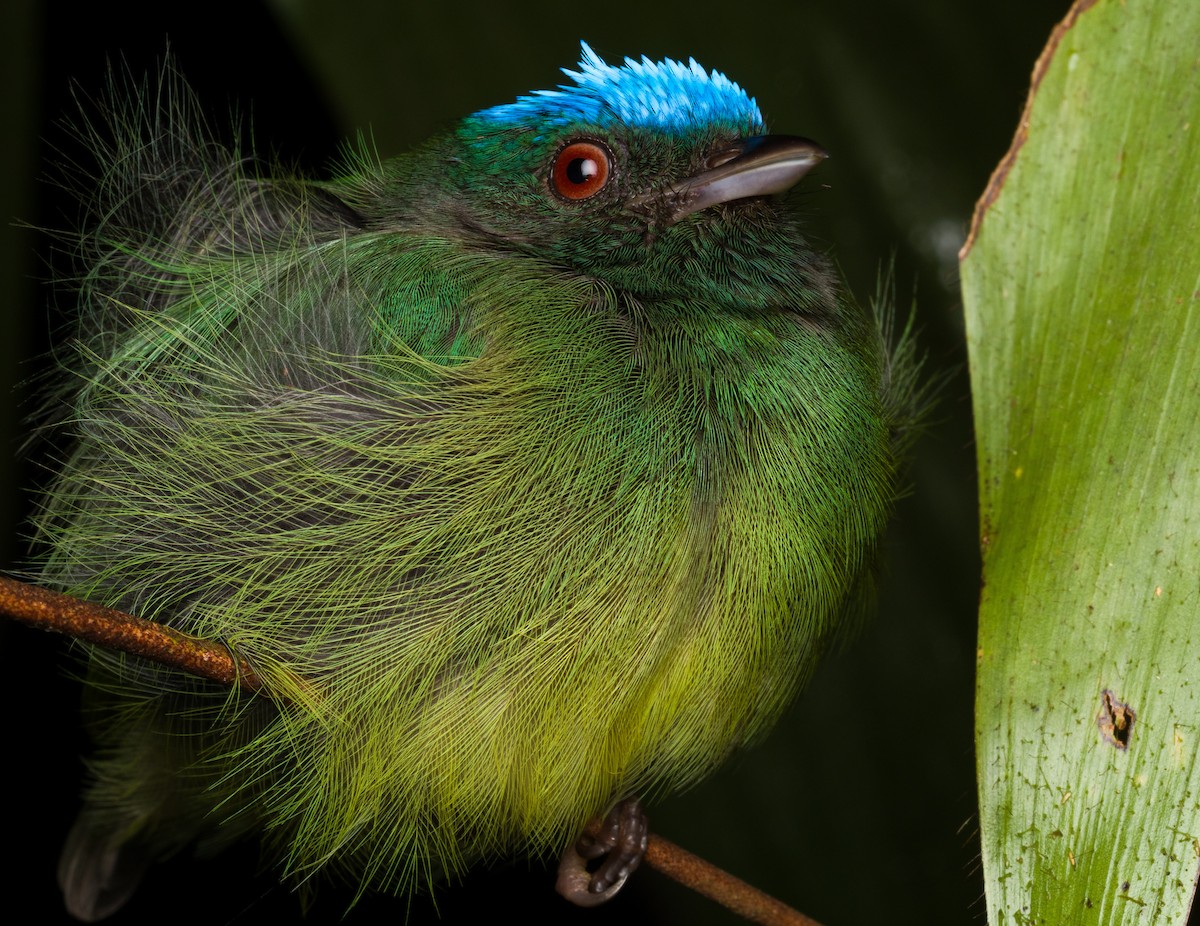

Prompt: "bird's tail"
[58,808,152,922]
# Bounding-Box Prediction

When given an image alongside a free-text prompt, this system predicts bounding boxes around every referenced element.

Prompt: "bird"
[33,41,921,921]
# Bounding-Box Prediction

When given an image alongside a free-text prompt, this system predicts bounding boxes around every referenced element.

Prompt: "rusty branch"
[0,574,268,693]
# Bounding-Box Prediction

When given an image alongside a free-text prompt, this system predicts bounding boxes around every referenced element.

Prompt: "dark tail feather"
[58,812,150,922]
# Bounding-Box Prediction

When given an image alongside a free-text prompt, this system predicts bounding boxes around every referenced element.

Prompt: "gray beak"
[632,135,827,225]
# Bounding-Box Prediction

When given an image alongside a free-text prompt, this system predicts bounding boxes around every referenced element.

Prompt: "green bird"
[35,42,920,920]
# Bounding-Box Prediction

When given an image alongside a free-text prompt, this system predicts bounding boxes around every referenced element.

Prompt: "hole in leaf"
[1097,689,1135,749]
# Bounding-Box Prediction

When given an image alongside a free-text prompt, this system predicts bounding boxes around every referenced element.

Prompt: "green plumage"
[36,46,918,920]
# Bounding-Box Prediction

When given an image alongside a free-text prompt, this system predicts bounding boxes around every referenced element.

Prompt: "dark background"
[2,2,1068,923]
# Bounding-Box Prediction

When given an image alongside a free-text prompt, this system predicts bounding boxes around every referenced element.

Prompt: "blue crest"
[475,42,765,135]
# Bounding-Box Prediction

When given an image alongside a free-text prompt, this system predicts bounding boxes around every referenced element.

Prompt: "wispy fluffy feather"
[36,46,914,919]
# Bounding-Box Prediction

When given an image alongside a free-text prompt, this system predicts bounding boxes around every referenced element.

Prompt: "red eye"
[552,141,611,200]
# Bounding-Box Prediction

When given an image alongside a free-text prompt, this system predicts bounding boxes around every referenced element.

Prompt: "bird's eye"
[551,141,612,201]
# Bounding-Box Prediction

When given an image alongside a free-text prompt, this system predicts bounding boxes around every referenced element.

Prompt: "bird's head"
[428,42,831,308]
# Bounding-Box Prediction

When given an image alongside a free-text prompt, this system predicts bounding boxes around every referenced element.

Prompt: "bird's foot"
[555,796,648,906]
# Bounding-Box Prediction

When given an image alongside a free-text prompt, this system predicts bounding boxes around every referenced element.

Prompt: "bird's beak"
[631,135,827,226]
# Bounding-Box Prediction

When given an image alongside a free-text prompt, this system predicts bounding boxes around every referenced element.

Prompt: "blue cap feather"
[475,41,765,135]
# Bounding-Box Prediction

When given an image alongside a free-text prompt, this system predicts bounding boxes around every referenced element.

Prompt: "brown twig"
[643,833,826,926]
[0,574,267,693]
[3,573,824,924]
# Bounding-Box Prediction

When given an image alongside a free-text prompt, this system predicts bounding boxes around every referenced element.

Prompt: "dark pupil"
[566,157,598,185]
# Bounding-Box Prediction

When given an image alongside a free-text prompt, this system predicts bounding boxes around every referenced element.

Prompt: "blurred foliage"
[3,1,1068,923]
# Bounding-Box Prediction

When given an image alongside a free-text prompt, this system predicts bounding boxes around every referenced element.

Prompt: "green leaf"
[962,0,1200,922]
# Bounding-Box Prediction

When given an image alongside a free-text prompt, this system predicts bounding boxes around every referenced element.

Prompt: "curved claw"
[555,797,649,907]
